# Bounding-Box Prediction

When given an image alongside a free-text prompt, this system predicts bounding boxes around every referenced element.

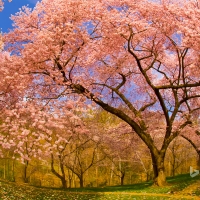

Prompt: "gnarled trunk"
[150,150,166,186]
[154,163,166,186]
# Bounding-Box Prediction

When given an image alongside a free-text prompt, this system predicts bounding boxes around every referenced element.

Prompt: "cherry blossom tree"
[4,0,200,186]
[102,123,135,185]
[181,127,200,168]
[167,138,185,177]
[0,34,3,50]
[0,0,12,11]
[0,97,107,187]
[0,101,50,182]
[0,53,19,110]
[64,136,105,188]
[47,112,91,188]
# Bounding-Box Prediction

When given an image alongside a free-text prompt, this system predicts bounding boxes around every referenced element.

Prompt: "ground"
[0,174,199,200]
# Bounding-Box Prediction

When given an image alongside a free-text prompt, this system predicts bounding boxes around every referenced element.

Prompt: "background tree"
[47,113,91,188]
[167,138,184,177]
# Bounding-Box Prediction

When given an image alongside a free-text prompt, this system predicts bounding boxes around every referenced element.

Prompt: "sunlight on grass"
[0,174,199,200]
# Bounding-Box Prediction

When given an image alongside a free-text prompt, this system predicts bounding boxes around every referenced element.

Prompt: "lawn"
[0,174,199,200]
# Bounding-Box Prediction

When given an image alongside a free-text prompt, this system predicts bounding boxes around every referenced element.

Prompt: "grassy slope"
[0,174,199,200]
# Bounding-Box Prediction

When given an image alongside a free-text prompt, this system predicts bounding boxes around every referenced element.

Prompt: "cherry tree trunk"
[151,151,166,186]
[79,175,84,188]
[23,161,29,183]
[61,177,67,189]
[12,160,15,182]
[120,173,125,186]
[51,154,67,188]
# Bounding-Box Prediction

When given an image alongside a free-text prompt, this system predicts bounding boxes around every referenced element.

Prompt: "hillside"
[0,174,199,200]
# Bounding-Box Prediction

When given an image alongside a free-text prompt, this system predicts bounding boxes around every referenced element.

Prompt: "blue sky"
[0,0,39,32]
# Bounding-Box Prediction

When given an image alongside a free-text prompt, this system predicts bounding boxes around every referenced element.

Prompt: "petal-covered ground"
[0,174,199,200]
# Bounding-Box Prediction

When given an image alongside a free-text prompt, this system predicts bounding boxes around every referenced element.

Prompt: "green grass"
[166,173,200,193]
[194,187,200,196]
[59,173,199,194]
[0,173,199,200]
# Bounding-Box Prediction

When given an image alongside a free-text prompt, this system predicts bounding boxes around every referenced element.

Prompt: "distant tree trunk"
[67,168,73,188]
[23,160,29,183]
[3,159,6,179]
[109,163,114,186]
[51,154,67,188]
[120,172,125,186]
[61,177,67,189]
[171,155,176,177]
[12,159,15,182]
[79,174,84,188]
[146,171,151,182]
[96,165,99,187]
